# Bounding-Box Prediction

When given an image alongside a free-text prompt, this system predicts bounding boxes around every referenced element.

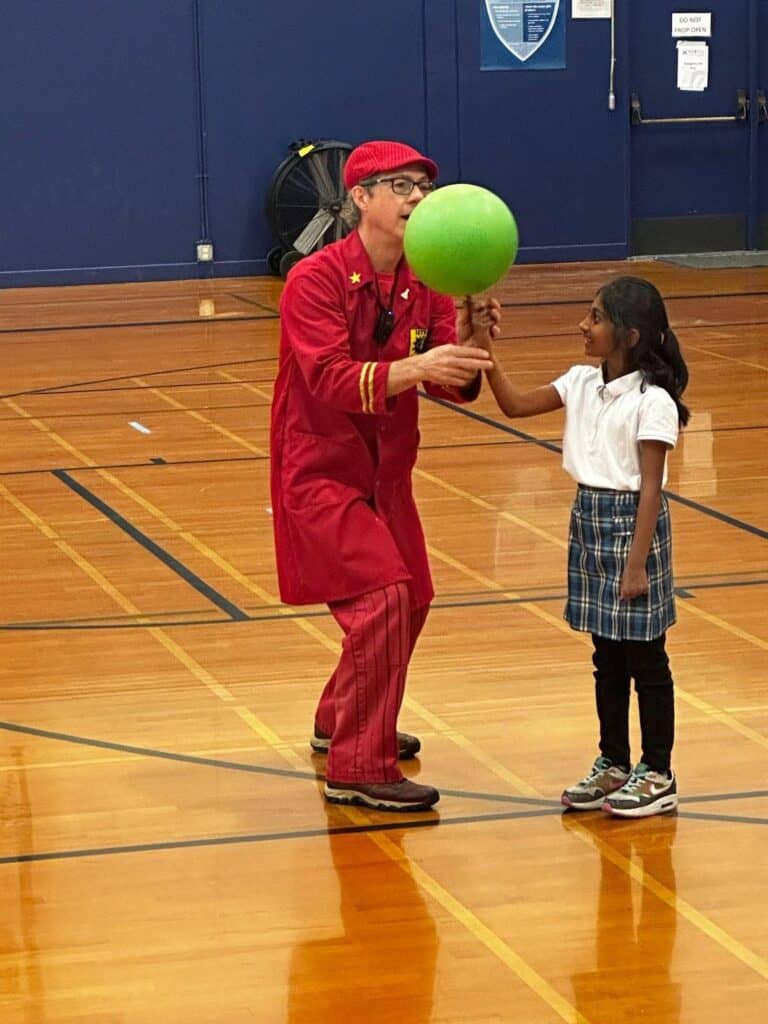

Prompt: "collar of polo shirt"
[598,369,643,398]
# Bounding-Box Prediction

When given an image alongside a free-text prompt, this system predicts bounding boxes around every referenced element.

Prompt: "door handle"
[758,90,768,123]
[631,90,749,125]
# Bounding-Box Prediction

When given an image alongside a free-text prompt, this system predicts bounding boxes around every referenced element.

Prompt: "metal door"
[628,0,764,254]
[758,0,768,246]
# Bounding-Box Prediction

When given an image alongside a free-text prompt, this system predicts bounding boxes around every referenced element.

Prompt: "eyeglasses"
[363,176,437,196]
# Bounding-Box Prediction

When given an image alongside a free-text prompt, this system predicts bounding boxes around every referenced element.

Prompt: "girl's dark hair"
[598,276,690,427]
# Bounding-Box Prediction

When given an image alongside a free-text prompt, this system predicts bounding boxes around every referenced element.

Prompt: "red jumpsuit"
[270,229,479,782]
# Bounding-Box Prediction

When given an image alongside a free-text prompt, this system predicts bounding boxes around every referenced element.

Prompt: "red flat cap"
[343,140,438,189]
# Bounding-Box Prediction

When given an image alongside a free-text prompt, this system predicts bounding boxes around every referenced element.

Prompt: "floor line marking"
[567,817,768,982]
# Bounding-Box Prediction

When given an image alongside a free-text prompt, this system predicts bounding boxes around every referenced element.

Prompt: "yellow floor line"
[0,484,233,704]
[110,379,768,771]
[215,368,273,403]
[569,818,768,982]
[6,390,767,767]
[374,828,590,1024]
[677,596,768,651]
[0,745,283,775]
[132,377,267,456]
[415,466,569,550]
[5,387,767,1001]
[683,342,768,374]
[231,706,307,771]
[402,694,541,798]
[426,542,588,643]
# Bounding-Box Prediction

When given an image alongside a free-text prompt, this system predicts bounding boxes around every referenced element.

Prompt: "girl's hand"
[620,564,649,601]
[456,296,501,350]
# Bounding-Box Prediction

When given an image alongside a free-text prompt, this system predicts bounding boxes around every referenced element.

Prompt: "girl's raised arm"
[485,352,563,418]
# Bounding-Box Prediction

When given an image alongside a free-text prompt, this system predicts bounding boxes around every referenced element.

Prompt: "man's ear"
[351,184,369,215]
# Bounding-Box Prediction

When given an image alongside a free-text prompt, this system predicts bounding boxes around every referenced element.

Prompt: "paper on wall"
[677,40,709,91]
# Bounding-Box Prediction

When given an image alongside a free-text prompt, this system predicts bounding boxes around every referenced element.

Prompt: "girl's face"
[579,295,621,361]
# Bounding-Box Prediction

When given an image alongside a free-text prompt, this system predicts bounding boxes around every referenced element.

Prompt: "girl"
[483,276,690,818]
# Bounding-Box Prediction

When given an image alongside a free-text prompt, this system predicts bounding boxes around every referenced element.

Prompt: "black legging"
[591,633,675,773]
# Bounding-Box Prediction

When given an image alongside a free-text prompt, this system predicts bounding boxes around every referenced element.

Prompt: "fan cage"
[266,140,352,272]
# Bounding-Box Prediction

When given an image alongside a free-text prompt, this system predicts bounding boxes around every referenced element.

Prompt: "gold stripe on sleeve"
[366,361,376,414]
[359,362,372,413]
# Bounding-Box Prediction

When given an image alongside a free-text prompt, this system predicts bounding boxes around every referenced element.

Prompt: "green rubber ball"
[404,184,518,296]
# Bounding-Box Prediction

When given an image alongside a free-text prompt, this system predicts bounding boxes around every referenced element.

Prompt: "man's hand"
[417,344,493,388]
[456,297,502,350]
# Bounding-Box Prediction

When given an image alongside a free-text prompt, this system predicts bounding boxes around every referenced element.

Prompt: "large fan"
[265,139,352,278]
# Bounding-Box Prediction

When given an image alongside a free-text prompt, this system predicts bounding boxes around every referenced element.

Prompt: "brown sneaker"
[324,778,439,812]
[311,726,421,760]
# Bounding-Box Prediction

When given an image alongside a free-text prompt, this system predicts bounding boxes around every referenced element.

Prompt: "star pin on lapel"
[400,288,410,300]
[349,271,361,284]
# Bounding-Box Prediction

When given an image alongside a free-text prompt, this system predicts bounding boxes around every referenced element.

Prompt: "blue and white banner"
[482,1,566,70]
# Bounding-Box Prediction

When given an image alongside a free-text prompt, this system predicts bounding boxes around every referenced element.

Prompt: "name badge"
[409,328,429,355]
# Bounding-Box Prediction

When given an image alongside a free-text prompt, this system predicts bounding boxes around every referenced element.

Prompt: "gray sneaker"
[561,756,631,811]
[603,763,678,818]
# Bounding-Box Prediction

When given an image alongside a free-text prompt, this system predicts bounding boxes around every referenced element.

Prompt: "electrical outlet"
[196,241,214,262]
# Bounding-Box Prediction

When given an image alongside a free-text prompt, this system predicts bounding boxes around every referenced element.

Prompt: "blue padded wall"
[0,1,754,286]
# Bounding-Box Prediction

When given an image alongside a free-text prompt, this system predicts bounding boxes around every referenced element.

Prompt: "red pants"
[316,581,429,783]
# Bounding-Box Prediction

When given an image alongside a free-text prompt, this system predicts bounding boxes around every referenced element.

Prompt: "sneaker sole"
[311,737,420,760]
[561,794,608,811]
[604,793,679,818]
[323,784,438,812]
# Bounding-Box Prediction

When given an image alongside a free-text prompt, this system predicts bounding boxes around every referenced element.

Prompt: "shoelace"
[621,767,651,793]
[580,759,612,786]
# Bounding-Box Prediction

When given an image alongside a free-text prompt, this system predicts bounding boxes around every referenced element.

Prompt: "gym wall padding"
[1,2,201,285]
[3,0,747,287]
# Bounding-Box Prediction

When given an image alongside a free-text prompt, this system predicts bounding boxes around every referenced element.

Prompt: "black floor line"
[1,454,269,478]
[497,288,768,309]
[225,291,280,316]
[6,379,272,397]
[3,420,766,479]
[52,469,250,621]
[0,402,269,424]
[665,492,768,541]
[3,574,768,631]
[421,391,563,455]
[675,810,768,826]
[0,720,558,807]
[0,808,562,866]
[496,319,768,338]
[0,720,318,781]
[0,356,275,401]
[0,314,271,337]
[421,392,768,542]
[2,806,766,867]
[1,720,765,866]
[2,720,765,809]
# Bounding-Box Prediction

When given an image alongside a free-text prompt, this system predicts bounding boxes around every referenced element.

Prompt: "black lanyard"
[373,262,402,345]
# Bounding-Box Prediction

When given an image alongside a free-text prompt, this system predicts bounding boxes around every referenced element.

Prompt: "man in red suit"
[270,140,500,811]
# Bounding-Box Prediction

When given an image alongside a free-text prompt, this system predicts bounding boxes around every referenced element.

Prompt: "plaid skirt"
[565,485,676,642]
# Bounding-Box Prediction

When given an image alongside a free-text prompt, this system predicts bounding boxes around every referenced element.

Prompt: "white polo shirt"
[552,366,679,490]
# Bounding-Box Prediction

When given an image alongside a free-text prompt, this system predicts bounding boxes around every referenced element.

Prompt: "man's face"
[352,162,435,241]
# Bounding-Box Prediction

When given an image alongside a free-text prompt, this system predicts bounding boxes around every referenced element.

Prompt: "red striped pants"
[316,581,429,783]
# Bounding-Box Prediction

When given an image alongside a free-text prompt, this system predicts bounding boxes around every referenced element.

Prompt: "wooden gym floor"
[1,260,767,1023]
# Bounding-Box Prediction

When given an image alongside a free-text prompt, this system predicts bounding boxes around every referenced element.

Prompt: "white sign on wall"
[677,40,709,90]
[672,12,712,38]
[572,0,612,17]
